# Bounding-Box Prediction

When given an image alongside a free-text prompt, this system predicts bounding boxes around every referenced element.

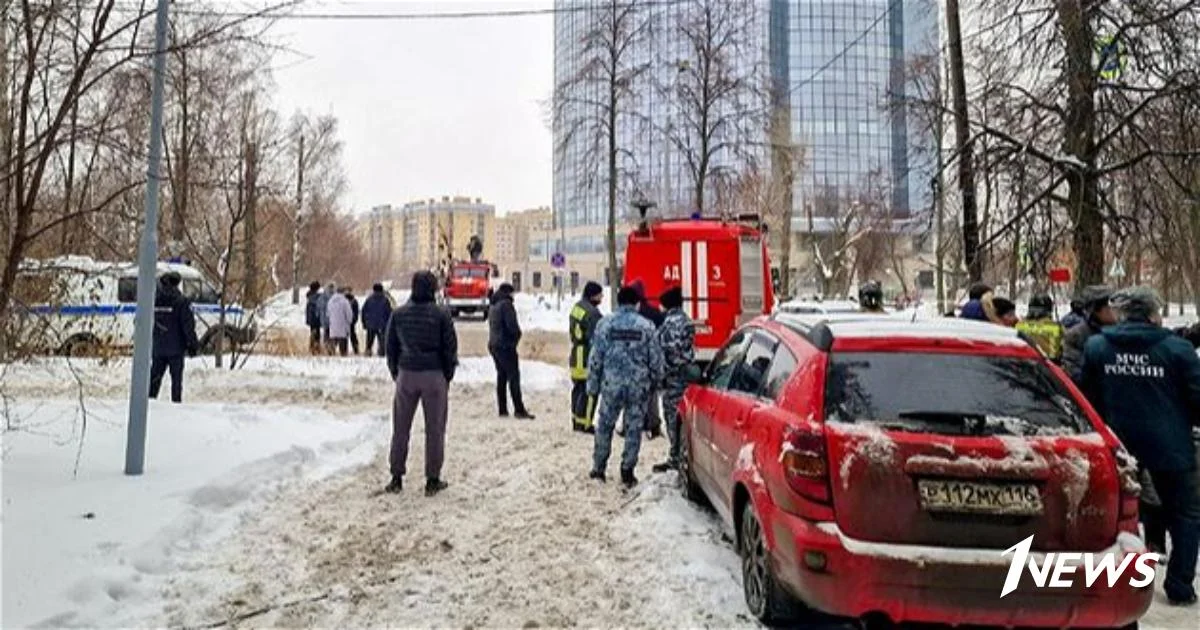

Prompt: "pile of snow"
[1,399,387,628]
[513,290,612,333]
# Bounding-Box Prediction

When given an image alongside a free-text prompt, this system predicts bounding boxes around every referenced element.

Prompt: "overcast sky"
[269,1,554,215]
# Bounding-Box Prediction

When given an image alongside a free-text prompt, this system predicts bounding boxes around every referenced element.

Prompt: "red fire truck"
[443,260,495,319]
[623,214,775,363]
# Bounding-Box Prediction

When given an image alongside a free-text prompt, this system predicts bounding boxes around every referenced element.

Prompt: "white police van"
[15,255,255,355]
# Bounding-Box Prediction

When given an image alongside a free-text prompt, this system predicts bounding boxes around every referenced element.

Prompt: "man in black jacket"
[305,281,322,355]
[150,272,199,403]
[488,283,534,419]
[1062,285,1117,383]
[385,271,459,497]
[361,283,393,357]
[344,286,361,355]
[629,279,663,438]
[1080,286,1200,606]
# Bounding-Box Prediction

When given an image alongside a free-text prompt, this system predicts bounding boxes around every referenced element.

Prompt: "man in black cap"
[1062,284,1117,383]
[150,271,199,403]
[488,283,534,419]
[569,281,604,432]
[652,286,695,472]
[1080,286,1200,606]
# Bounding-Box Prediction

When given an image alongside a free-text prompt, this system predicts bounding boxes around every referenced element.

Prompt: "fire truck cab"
[623,216,775,363]
[443,260,495,319]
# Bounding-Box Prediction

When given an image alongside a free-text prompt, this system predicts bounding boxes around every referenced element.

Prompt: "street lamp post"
[125,0,172,476]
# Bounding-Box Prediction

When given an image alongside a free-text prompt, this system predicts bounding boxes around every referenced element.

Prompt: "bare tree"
[661,0,764,215]
[288,112,343,304]
[553,0,651,307]
[965,0,1200,286]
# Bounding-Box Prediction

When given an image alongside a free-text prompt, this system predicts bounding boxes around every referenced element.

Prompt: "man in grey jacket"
[385,271,459,497]
[317,282,336,352]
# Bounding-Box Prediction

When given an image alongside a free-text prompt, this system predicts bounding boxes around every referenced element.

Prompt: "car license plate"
[917,480,1043,516]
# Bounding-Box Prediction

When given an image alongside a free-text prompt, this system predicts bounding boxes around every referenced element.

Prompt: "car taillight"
[781,424,831,505]
[1112,447,1141,520]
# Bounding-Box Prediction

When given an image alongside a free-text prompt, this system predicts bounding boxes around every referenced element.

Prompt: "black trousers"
[365,328,386,356]
[349,326,360,354]
[149,356,185,403]
[571,379,596,429]
[331,338,349,356]
[309,326,322,355]
[490,347,527,415]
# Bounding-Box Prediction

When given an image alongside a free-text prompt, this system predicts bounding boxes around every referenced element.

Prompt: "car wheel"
[741,502,794,626]
[679,423,707,505]
[450,308,460,319]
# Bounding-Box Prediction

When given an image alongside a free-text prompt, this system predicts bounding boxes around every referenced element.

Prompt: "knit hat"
[617,286,640,306]
[583,281,603,299]
[1111,286,1161,322]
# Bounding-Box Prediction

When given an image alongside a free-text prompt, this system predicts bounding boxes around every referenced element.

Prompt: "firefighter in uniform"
[588,286,665,489]
[1016,293,1065,363]
[858,280,886,313]
[652,286,695,473]
[569,282,605,433]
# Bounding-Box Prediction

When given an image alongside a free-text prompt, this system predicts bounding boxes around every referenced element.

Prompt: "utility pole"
[290,129,304,305]
[946,0,980,283]
[125,0,172,476]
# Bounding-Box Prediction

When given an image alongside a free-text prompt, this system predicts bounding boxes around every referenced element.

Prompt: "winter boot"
[384,476,403,494]
[589,470,606,483]
[514,411,536,420]
[425,478,449,497]
[620,468,638,489]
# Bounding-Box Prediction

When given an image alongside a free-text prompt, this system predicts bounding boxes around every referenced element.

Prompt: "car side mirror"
[683,363,706,385]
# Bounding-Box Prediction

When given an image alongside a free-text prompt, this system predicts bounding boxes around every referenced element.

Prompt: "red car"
[679,314,1153,628]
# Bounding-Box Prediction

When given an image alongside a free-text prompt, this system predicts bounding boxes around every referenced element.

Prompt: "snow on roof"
[20,256,205,280]
[775,313,1031,348]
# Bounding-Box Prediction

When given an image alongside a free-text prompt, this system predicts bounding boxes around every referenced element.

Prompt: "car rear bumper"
[769,519,1153,628]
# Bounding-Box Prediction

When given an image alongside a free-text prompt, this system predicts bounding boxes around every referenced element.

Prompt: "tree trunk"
[291,130,304,305]
[1058,0,1104,286]
[606,61,619,309]
[946,0,981,282]
[243,140,258,307]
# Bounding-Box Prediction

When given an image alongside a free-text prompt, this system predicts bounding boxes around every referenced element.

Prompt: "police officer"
[588,285,665,488]
[150,271,199,403]
[1015,294,1064,363]
[652,286,694,473]
[569,281,604,433]
[858,280,885,313]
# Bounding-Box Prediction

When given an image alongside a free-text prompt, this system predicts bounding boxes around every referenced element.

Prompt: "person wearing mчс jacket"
[150,271,200,403]
[361,283,394,357]
[385,271,459,497]
[569,281,604,432]
[1079,286,1200,606]
[489,283,534,419]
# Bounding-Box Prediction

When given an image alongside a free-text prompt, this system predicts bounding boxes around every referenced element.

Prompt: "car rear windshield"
[823,352,1093,436]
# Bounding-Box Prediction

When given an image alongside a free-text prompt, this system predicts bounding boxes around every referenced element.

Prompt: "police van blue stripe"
[25,304,244,316]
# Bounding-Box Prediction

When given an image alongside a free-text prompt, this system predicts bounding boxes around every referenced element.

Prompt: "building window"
[533,272,543,288]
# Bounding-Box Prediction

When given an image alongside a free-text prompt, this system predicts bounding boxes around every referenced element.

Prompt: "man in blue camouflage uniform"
[652,286,695,473]
[588,285,665,488]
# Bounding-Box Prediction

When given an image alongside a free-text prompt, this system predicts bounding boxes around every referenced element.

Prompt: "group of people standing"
[305,282,394,357]
[957,282,1198,606]
[568,280,696,489]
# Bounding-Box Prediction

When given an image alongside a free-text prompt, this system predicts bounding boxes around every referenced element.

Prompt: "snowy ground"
[3,351,1197,628]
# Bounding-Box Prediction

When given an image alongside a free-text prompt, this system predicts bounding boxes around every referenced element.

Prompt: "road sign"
[551,252,566,268]
[1049,268,1071,284]
[1110,259,1126,279]
[1097,36,1126,81]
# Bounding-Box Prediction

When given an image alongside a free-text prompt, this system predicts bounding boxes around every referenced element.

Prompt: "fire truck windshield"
[453,267,488,278]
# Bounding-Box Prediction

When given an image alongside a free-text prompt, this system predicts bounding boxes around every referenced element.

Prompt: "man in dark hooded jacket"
[959,282,993,321]
[488,283,534,419]
[344,287,361,355]
[150,272,199,403]
[1060,297,1086,330]
[361,283,394,357]
[305,281,323,355]
[385,271,459,497]
[1080,286,1200,606]
[629,279,663,438]
[1062,285,1117,383]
